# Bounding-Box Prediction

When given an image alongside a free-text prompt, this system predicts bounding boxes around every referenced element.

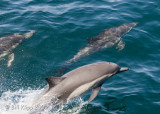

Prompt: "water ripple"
[0,0,160,113]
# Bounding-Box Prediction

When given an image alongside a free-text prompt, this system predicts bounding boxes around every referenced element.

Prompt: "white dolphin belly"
[67,74,111,101]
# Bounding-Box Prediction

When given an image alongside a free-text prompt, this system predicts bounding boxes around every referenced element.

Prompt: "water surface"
[0,0,160,113]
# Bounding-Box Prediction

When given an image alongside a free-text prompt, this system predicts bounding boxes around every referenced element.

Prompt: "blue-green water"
[0,0,160,113]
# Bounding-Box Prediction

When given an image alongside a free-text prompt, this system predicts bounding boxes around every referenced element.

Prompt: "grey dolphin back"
[87,22,138,45]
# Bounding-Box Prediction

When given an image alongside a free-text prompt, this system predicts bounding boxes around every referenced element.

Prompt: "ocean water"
[0,0,160,113]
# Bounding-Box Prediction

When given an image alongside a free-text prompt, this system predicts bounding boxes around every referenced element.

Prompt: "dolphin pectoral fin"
[86,38,91,42]
[45,77,66,89]
[88,86,101,102]
[116,40,125,51]
[87,38,95,44]
[7,53,14,67]
[86,37,100,44]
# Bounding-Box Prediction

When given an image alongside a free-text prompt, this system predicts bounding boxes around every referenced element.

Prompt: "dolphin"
[33,62,129,107]
[66,22,138,64]
[0,30,36,67]
[53,22,137,76]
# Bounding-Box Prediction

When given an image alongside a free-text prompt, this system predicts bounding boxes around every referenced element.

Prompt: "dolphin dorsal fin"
[45,77,66,88]
[86,38,92,42]
[86,36,100,44]
[86,38,93,43]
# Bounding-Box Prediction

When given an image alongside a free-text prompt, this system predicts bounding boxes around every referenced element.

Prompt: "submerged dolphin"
[0,30,36,67]
[33,62,129,107]
[66,22,138,63]
[53,22,137,76]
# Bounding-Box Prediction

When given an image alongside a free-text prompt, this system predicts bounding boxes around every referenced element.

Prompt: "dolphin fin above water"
[88,85,102,102]
[45,77,66,88]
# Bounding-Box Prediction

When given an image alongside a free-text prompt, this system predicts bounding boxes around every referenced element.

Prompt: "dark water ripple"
[0,0,160,113]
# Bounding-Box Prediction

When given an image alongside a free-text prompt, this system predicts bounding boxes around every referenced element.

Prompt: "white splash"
[0,88,87,114]
[0,88,43,114]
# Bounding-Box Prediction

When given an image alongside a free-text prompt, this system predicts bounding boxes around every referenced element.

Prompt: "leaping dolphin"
[67,22,138,63]
[0,30,36,67]
[33,62,129,108]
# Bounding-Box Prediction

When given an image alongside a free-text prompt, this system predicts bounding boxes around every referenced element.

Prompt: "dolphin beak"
[133,22,139,26]
[24,30,37,39]
[118,67,129,73]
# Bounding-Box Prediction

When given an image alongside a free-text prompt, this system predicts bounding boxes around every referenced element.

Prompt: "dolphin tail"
[24,30,37,39]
